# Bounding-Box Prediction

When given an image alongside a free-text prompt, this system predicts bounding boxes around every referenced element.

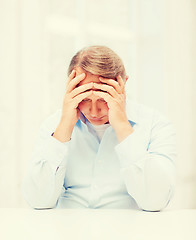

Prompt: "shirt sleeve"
[22,113,70,209]
[115,110,177,211]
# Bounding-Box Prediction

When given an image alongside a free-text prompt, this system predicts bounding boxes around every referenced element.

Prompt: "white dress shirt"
[22,98,177,211]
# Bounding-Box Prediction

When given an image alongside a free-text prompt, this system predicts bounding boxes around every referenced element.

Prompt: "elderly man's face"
[75,67,110,125]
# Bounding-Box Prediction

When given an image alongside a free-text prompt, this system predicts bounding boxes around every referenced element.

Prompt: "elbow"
[22,191,58,209]
[23,196,57,210]
[140,204,165,212]
[138,189,174,212]
[33,205,56,210]
[139,200,169,212]
[21,182,57,210]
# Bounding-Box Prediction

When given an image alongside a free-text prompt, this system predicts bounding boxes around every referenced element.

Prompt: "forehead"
[75,67,101,86]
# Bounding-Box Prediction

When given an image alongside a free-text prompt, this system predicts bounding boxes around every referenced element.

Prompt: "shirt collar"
[79,112,87,124]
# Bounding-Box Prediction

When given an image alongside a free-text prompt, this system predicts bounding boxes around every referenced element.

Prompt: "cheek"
[78,102,86,111]
[102,103,109,112]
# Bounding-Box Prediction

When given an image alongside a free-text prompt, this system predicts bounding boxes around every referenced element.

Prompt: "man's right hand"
[53,69,93,142]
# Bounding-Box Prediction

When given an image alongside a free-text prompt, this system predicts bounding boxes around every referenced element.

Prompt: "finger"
[73,90,93,108]
[116,75,125,93]
[66,73,86,93]
[66,70,76,87]
[93,83,118,98]
[70,82,93,98]
[92,90,112,103]
[99,77,122,93]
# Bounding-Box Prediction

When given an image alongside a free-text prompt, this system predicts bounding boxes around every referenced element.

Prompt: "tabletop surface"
[0,208,196,240]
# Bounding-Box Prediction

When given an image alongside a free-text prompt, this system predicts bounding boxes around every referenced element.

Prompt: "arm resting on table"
[22,121,69,209]
[115,111,177,211]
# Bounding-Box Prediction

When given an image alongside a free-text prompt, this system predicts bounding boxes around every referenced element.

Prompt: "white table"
[0,208,196,240]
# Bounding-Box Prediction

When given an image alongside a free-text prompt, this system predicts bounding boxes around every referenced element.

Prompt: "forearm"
[22,135,69,209]
[53,120,74,142]
[22,161,66,209]
[120,156,175,211]
[115,121,176,211]
[114,121,134,143]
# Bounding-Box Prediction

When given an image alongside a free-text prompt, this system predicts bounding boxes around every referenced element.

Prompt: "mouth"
[88,116,104,121]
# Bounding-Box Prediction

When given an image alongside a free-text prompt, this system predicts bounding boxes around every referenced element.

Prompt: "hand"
[61,69,93,128]
[92,75,134,142]
[53,70,93,142]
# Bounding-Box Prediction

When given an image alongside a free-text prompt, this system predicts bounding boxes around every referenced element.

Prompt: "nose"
[90,102,100,117]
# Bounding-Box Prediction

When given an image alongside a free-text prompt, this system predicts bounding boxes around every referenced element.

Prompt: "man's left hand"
[92,75,134,142]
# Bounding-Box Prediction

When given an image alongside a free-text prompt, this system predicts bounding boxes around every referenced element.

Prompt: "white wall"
[163,0,196,209]
[0,0,195,209]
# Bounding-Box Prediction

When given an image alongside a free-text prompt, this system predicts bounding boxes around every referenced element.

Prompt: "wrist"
[114,121,134,143]
[52,121,73,143]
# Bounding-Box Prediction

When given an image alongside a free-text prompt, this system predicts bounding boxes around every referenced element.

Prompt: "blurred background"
[0,0,195,209]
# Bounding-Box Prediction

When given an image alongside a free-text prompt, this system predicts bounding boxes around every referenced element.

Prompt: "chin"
[91,121,105,125]
[88,118,109,125]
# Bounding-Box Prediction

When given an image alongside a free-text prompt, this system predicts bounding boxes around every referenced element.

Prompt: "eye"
[82,99,91,102]
[98,98,106,103]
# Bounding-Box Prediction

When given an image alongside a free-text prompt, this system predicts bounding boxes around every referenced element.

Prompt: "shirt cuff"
[41,134,70,170]
[115,130,148,169]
